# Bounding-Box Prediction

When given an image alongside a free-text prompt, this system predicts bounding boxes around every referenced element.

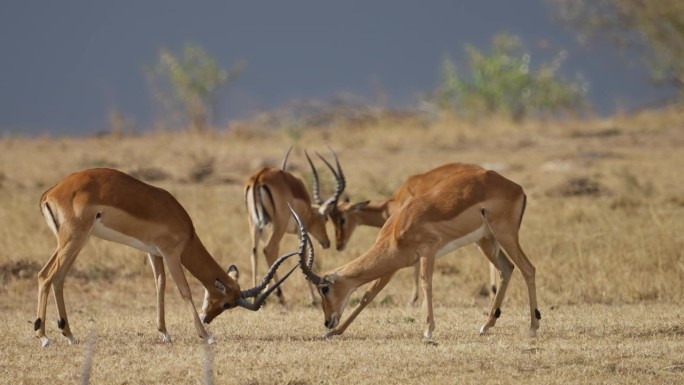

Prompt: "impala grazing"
[35,168,302,347]
[326,161,500,304]
[298,168,541,340]
[244,147,344,306]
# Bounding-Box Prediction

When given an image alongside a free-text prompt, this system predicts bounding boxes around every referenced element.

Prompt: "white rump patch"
[41,203,59,235]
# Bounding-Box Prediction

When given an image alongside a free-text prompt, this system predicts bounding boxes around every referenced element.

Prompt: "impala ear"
[227,265,239,280]
[351,200,370,211]
[215,279,227,294]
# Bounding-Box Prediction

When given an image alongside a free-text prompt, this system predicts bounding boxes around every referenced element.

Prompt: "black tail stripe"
[44,202,59,231]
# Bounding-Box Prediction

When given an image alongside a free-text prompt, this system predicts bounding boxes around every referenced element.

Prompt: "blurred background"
[1,0,681,136]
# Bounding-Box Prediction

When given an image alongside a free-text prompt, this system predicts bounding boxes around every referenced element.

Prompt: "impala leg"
[419,255,437,340]
[477,236,513,335]
[324,273,395,338]
[496,236,539,336]
[263,227,287,308]
[489,261,498,297]
[36,233,88,347]
[407,263,420,306]
[249,224,261,289]
[35,249,58,347]
[163,253,213,344]
[148,254,171,343]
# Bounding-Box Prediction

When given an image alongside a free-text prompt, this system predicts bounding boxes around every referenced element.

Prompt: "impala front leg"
[164,254,214,344]
[324,274,394,338]
[419,255,436,341]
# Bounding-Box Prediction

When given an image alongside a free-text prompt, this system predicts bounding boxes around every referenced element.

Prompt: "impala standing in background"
[35,168,302,347]
[244,147,344,306]
[298,168,540,340]
[324,160,499,304]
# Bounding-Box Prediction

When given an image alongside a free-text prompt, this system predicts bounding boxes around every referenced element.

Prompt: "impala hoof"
[206,335,216,345]
[40,336,50,347]
[323,330,337,339]
[161,333,172,343]
[66,336,77,345]
[528,328,538,338]
[479,325,488,335]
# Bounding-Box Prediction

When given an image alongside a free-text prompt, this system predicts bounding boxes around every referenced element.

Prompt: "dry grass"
[1,109,683,384]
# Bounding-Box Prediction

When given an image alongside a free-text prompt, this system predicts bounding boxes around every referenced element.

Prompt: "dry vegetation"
[1,108,683,384]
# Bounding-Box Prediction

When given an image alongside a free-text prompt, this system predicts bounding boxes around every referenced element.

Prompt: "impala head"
[202,209,307,323]
[200,265,242,324]
[328,199,370,251]
[292,208,354,330]
[305,146,346,250]
[301,208,332,250]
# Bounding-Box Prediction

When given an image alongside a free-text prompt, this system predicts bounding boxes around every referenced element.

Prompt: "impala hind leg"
[262,227,288,308]
[497,236,539,336]
[36,233,89,347]
[407,263,420,306]
[476,236,514,335]
[148,254,171,343]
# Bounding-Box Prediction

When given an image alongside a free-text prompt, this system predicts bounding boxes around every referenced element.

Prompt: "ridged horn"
[305,150,323,205]
[316,146,346,214]
[289,204,323,285]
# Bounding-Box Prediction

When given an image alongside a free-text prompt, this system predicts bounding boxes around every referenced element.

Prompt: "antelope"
[35,168,304,347]
[324,160,500,304]
[244,147,344,306]
[298,168,541,340]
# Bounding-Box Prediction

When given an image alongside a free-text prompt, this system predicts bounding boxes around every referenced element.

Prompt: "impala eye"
[339,217,346,226]
[320,286,330,295]
[223,303,231,309]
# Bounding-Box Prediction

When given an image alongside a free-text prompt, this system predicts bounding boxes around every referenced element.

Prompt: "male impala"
[244,147,343,306]
[325,161,499,304]
[298,168,541,340]
[35,168,303,347]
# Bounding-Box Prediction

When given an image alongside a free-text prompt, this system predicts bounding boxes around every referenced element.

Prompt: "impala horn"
[305,151,323,205]
[289,203,324,285]
[280,144,294,171]
[237,206,307,311]
[316,146,346,214]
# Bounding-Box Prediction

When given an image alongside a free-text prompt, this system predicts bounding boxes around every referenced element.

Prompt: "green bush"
[147,43,245,132]
[434,33,588,120]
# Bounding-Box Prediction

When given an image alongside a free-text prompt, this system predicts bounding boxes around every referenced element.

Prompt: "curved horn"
[288,204,323,285]
[305,151,323,205]
[280,144,294,171]
[237,203,314,310]
[237,265,297,311]
[239,250,298,299]
[316,146,346,213]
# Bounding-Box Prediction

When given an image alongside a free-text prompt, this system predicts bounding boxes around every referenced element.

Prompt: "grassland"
[1,108,683,384]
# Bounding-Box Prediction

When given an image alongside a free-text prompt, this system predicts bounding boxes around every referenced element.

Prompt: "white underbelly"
[435,223,486,258]
[91,221,161,255]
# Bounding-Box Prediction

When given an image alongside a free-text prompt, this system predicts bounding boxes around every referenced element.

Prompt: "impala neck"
[335,240,408,287]
[180,232,235,292]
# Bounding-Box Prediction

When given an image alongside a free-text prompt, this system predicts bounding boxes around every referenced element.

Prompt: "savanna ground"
[1,108,683,384]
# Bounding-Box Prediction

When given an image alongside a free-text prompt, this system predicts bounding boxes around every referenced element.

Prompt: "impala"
[325,160,500,304]
[244,147,344,306]
[298,168,541,340]
[35,168,303,347]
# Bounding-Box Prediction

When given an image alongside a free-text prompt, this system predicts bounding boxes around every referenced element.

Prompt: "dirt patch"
[0,259,123,284]
[0,259,42,283]
[548,177,610,197]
